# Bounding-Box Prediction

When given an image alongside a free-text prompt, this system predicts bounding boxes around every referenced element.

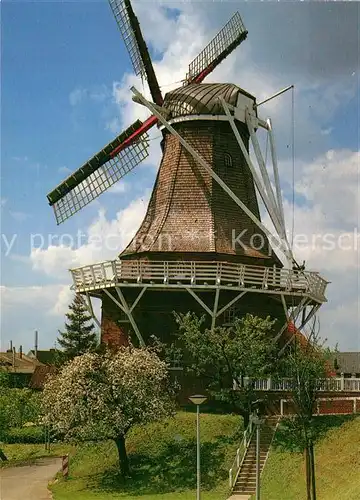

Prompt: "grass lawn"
[253,415,360,500]
[0,442,75,468]
[51,411,242,500]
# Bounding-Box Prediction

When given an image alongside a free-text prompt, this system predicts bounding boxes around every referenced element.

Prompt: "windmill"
[48,0,328,352]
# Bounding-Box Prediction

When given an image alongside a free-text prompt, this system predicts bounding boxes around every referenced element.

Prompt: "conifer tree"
[57,294,97,362]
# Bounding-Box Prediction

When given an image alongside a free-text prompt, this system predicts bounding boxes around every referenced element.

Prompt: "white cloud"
[107,181,128,194]
[289,150,359,266]
[105,117,121,135]
[295,150,359,224]
[103,3,357,170]
[321,127,333,136]
[88,86,109,103]
[58,166,72,175]
[11,156,28,162]
[69,88,87,106]
[261,149,359,270]
[31,245,79,279]
[1,282,67,318]
[1,280,103,351]
[321,298,360,351]
[69,85,110,108]
[30,193,150,279]
[9,254,30,264]
[0,284,87,351]
[273,149,359,347]
[9,211,31,222]
[51,285,75,316]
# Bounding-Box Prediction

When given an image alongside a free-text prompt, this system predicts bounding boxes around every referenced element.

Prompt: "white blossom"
[42,348,175,442]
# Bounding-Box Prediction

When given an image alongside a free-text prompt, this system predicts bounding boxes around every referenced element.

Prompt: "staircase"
[230,416,279,497]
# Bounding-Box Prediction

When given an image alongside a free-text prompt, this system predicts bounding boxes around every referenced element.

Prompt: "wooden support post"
[216,291,246,318]
[115,287,145,346]
[185,288,213,316]
[211,288,220,331]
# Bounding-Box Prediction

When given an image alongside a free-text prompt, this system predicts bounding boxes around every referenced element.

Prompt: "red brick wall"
[280,397,359,416]
[318,398,357,415]
[101,293,129,348]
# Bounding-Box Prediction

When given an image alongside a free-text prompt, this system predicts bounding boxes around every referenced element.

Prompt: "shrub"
[3,426,44,444]
[0,388,41,428]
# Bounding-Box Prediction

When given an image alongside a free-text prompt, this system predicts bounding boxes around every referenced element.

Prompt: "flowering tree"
[42,348,175,476]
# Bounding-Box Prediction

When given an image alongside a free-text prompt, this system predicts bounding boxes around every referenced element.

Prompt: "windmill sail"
[47,5,249,224]
[47,121,150,224]
[186,12,248,84]
[108,0,163,105]
[109,0,146,78]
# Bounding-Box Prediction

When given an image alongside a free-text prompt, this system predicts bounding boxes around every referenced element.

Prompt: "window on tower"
[224,153,233,167]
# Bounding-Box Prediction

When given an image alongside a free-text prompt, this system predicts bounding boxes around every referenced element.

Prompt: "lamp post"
[189,394,207,500]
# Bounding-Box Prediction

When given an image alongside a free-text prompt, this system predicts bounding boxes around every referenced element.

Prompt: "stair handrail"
[229,419,255,489]
[261,416,280,478]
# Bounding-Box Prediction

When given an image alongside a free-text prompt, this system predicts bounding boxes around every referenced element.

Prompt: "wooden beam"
[211,288,220,331]
[216,291,247,318]
[115,287,145,347]
[130,286,148,313]
[185,288,213,316]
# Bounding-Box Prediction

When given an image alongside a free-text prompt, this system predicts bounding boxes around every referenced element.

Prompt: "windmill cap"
[163,82,255,119]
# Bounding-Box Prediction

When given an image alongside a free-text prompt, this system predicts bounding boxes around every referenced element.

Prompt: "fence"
[70,259,328,302]
[233,377,360,393]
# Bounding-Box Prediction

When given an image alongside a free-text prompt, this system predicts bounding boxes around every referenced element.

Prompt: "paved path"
[0,458,61,500]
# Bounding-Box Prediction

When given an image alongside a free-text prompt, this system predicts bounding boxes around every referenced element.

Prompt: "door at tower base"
[101,294,130,348]
[99,287,286,348]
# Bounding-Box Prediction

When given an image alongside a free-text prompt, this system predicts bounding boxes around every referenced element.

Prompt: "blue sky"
[2,1,131,237]
[1,0,359,352]
[2,0,153,282]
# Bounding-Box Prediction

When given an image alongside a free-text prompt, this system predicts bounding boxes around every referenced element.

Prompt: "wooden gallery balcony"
[70,260,328,306]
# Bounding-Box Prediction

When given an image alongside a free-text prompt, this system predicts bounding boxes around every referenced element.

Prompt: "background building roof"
[27,349,58,365]
[333,352,360,374]
[0,352,42,374]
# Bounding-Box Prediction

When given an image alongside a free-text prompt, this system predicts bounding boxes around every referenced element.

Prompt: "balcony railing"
[70,259,328,302]
[233,377,360,392]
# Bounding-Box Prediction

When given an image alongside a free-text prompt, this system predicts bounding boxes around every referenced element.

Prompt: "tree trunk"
[310,442,317,500]
[114,435,130,477]
[304,446,311,500]
[242,410,250,429]
[0,448,8,461]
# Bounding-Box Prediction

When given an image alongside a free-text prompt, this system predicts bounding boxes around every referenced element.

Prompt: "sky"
[1,0,359,353]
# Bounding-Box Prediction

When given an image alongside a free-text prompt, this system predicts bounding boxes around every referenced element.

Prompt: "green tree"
[174,313,278,427]
[0,383,40,460]
[57,294,97,362]
[0,372,10,388]
[282,323,335,500]
[0,384,10,460]
[42,347,175,476]
[0,387,41,429]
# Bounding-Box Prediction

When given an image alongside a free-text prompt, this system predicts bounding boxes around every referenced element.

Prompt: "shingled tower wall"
[99,83,285,346]
[121,86,282,266]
